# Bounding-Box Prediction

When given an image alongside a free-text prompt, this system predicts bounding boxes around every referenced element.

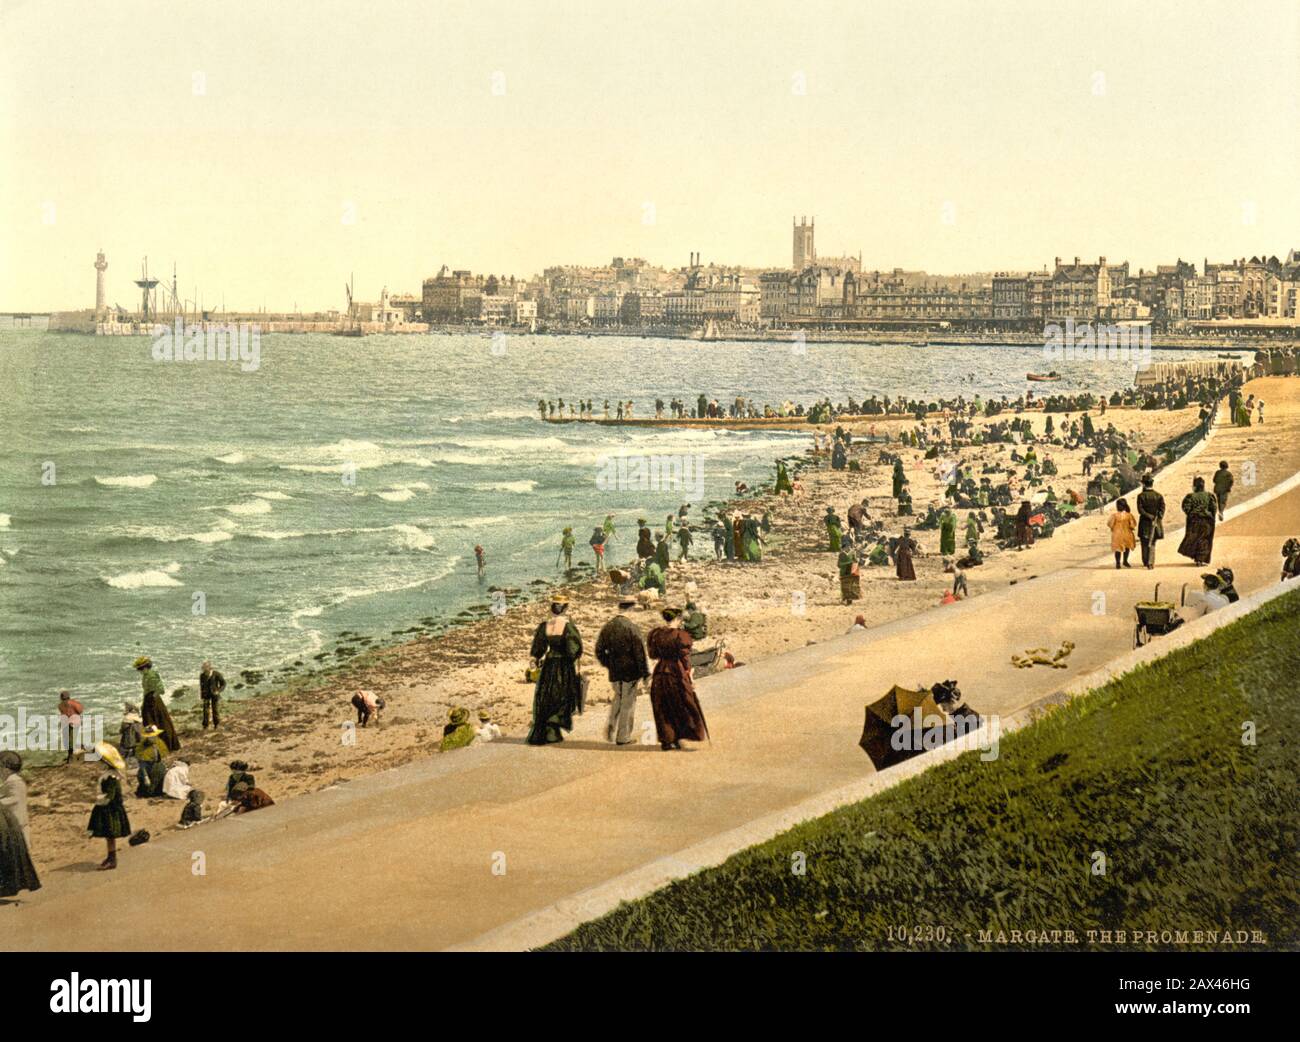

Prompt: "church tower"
[792,217,815,271]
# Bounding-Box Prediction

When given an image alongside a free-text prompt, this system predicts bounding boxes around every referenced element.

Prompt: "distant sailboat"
[334,272,365,337]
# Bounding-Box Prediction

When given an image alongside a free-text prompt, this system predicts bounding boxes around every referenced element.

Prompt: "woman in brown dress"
[1014,501,1035,549]
[894,528,917,581]
[646,609,709,752]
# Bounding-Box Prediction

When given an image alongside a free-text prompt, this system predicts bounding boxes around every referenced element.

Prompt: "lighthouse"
[94,250,107,317]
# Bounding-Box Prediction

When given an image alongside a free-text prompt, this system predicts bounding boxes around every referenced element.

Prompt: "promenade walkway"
[9,377,1298,951]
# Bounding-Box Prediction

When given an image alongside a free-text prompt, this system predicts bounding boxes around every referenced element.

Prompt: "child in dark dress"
[87,767,131,871]
[179,789,205,827]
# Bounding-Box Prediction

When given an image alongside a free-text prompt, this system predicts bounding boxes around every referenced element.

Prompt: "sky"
[2,0,1297,312]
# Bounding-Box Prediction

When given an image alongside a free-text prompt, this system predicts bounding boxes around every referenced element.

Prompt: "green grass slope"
[544,587,1300,951]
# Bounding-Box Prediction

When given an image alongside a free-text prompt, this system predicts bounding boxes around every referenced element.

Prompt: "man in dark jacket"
[594,598,650,745]
[1212,460,1234,521]
[199,660,226,730]
[1136,474,1165,570]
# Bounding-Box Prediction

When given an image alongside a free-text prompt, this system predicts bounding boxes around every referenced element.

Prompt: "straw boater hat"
[132,655,152,670]
[94,742,126,771]
[550,594,570,608]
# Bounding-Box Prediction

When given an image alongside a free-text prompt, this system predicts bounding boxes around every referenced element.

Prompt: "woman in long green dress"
[742,515,763,562]
[133,656,180,753]
[526,599,584,745]
[88,767,132,871]
[775,460,793,495]
[1177,476,1218,565]
[939,510,957,556]
[825,507,843,552]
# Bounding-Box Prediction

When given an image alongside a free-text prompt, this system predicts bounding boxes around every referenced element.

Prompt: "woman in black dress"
[87,753,132,871]
[526,597,584,745]
[0,804,40,900]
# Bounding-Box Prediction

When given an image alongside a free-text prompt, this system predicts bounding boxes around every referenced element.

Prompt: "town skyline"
[5,0,1299,311]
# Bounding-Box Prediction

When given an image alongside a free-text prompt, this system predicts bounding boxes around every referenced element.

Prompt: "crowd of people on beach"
[8,357,1300,902]
[0,654,275,896]
[534,358,1278,427]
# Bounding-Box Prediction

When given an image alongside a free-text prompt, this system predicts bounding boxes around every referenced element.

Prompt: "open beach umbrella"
[859,683,978,770]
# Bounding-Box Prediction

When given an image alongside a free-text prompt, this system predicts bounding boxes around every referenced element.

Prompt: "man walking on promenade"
[1137,474,1165,570]
[595,597,650,745]
[199,660,226,730]
[1213,461,1234,521]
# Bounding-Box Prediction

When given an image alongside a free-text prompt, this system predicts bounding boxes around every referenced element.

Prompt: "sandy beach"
[13,395,1248,871]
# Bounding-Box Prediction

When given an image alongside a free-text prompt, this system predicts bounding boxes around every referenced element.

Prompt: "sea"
[0,330,1208,719]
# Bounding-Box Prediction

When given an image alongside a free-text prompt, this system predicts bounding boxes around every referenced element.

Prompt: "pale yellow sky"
[2,0,1297,312]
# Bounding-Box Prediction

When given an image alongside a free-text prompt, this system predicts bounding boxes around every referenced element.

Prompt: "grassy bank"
[544,587,1300,951]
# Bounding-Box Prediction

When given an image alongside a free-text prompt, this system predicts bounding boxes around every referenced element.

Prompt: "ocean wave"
[224,499,273,516]
[246,522,427,542]
[0,514,9,528]
[279,438,435,473]
[214,452,247,465]
[483,408,535,419]
[103,562,183,589]
[129,525,234,545]
[477,479,538,493]
[392,523,434,550]
[94,474,157,488]
[452,435,569,452]
[252,491,292,500]
[447,514,512,528]
[376,481,431,501]
[286,555,462,622]
[425,451,485,467]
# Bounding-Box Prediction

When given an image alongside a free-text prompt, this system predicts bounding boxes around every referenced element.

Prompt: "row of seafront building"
[44,220,1300,338]
[414,250,1300,338]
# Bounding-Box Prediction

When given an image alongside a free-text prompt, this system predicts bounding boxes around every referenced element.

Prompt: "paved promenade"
[8,378,1298,951]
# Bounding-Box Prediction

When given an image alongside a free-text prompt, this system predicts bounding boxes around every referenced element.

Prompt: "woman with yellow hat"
[87,743,131,871]
[526,595,584,745]
[134,725,170,797]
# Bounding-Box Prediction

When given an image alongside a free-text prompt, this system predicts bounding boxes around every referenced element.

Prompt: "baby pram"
[1133,583,1187,648]
[689,636,728,678]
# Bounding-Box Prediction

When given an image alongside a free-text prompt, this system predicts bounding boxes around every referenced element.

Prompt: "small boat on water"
[1026,371,1062,382]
